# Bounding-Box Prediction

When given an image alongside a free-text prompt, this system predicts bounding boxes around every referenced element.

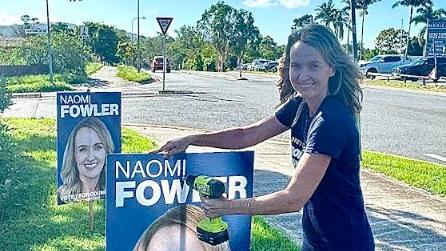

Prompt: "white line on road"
[425,154,446,163]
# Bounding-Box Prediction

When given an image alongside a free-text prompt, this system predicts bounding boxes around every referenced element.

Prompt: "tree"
[258,35,282,60]
[412,4,446,46]
[291,14,314,32]
[407,36,424,55]
[198,1,237,72]
[230,9,260,77]
[333,8,349,40]
[357,0,381,59]
[315,0,337,29]
[392,0,433,57]
[84,22,120,64]
[52,22,73,34]
[375,28,408,54]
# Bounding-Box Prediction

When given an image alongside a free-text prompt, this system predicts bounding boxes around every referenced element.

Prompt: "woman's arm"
[151,115,288,157]
[202,152,331,216]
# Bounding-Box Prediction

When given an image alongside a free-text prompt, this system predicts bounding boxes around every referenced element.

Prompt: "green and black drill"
[185,175,229,246]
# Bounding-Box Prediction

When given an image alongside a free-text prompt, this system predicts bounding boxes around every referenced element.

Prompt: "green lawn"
[0,118,299,251]
[362,151,446,197]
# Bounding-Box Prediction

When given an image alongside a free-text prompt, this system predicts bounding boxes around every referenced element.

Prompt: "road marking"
[425,154,446,163]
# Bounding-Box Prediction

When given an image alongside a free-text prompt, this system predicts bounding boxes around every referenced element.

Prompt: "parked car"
[151,56,170,73]
[393,56,446,81]
[265,60,279,72]
[251,59,271,71]
[359,54,412,78]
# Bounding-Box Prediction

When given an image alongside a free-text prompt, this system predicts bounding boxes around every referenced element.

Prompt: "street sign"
[156,17,173,35]
[426,19,446,56]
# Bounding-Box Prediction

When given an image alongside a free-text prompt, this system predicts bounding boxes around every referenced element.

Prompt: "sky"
[0,0,445,48]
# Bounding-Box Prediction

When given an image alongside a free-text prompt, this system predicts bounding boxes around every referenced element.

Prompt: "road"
[128,70,446,165]
[3,70,446,165]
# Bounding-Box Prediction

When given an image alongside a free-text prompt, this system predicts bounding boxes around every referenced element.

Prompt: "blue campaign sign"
[106,151,254,251]
[56,91,121,205]
[426,19,446,56]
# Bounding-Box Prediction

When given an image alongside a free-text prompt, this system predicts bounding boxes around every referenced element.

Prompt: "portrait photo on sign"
[56,91,121,205]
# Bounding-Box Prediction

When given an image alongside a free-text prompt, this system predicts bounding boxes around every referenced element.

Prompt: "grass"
[0,118,300,251]
[362,150,446,197]
[5,74,75,93]
[86,62,103,76]
[116,65,151,83]
[363,78,446,93]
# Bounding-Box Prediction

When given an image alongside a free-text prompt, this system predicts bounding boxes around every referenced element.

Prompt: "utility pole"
[45,0,54,85]
[350,0,358,62]
[137,0,141,72]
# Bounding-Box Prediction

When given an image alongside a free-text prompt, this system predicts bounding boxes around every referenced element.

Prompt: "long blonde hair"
[58,117,114,202]
[277,24,362,115]
[133,205,230,251]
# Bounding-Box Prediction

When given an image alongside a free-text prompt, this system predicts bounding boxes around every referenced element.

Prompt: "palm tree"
[392,0,433,57]
[333,8,350,40]
[357,0,381,60]
[291,14,314,32]
[315,0,337,30]
[341,0,352,54]
[412,4,446,41]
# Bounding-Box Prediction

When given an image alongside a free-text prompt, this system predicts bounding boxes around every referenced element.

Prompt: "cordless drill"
[186,175,229,246]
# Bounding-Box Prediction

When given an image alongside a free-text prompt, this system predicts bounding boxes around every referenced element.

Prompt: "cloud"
[277,0,310,8]
[243,0,310,9]
[243,0,276,8]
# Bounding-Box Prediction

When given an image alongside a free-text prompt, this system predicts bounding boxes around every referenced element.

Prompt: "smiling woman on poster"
[133,204,230,251]
[58,117,114,203]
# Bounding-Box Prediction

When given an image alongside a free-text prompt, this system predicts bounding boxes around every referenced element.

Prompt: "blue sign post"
[56,91,121,205]
[106,151,254,251]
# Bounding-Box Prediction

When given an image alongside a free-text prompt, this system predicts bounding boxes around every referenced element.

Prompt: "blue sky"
[0,0,444,48]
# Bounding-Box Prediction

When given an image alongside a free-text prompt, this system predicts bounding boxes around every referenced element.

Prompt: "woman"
[58,117,114,203]
[153,24,374,250]
[133,205,230,251]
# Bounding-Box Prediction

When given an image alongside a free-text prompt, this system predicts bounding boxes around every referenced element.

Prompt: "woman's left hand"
[200,196,230,218]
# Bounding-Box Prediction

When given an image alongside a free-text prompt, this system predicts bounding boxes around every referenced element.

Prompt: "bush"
[116,65,151,83]
[85,62,103,75]
[0,78,14,216]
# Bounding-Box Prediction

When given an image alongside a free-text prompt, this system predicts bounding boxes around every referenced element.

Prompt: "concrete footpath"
[126,124,446,251]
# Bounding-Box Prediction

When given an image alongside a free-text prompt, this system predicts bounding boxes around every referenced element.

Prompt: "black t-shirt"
[275,96,374,251]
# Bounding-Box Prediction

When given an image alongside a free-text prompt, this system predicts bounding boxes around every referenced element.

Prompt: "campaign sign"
[56,91,121,205]
[106,151,254,251]
[426,19,446,56]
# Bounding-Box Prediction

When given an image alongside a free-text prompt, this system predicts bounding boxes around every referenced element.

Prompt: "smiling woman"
[57,117,114,204]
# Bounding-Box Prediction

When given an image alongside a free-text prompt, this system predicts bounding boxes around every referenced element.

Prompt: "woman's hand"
[200,196,231,219]
[149,136,193,157]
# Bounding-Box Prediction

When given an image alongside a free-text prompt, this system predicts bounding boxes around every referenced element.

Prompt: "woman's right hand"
[149,136,193,158]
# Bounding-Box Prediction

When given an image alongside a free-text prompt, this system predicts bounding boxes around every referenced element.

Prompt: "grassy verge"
[117,65,151,83]
[5,74,78,93]
[0,118,299,251]
[363,79,446,93]
[86,62,103,76]
[362,150,446,197]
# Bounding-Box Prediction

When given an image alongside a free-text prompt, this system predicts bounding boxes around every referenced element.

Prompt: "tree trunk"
[347,25,351,55]
[405,6,413,58]
[360,11,365,60]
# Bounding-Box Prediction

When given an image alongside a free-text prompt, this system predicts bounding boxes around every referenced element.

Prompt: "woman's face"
[74,127,106,180]
[289,41,334,102]
[146,224,206,251]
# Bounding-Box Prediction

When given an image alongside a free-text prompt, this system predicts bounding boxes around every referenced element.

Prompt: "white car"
[359,55,412,78]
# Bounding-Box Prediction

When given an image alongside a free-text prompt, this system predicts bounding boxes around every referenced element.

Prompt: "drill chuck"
[186,175,225,199]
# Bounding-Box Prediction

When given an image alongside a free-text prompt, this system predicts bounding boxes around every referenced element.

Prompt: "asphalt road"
[124,71,446,165]
[4,70,446,165]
